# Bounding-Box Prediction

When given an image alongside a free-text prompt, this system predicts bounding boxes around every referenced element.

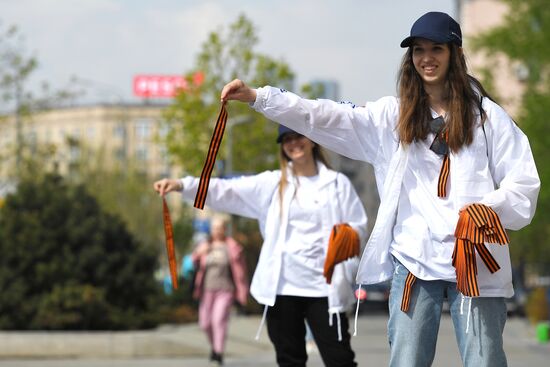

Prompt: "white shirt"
[391,114,458,281]
[277,174,328,296]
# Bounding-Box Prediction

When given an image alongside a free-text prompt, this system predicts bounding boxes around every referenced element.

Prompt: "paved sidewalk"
[0,313,548,366]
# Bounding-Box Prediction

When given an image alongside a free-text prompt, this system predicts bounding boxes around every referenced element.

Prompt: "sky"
[1,0,456,106]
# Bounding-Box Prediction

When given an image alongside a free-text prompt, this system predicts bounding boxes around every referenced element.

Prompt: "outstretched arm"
[221,79,399,165]
[153,171,279,220]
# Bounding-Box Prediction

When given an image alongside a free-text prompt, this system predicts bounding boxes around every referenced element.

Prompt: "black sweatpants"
[266,295,357,367]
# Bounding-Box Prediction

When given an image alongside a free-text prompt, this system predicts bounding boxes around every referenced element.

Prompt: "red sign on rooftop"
[133,72,204,98]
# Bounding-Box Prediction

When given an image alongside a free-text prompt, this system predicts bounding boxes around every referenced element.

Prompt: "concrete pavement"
[0,313,548,366]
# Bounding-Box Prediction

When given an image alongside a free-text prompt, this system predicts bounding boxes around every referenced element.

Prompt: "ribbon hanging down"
[323,223,360,284]
[162,197,178,289]
[452,203,509,297]
[194,104,228,209]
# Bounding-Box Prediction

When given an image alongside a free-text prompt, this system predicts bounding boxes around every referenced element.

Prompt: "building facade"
[0,103,174,180]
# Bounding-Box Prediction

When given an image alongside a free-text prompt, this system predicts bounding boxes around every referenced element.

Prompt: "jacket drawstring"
[255,305,269,340]
[460,294,472,334]
[353,284,362,336]
[336,312,342,341]
[328,312,343,342]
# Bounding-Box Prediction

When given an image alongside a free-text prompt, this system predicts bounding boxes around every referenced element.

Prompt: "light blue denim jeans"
[388,258,508,367]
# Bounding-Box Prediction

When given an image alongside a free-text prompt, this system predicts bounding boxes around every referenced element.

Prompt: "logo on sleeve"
[338,101,357,109]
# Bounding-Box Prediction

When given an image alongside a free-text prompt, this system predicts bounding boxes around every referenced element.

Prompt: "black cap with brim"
[276,125,297,143]
[400,32,456,48]
[400,11,462,48]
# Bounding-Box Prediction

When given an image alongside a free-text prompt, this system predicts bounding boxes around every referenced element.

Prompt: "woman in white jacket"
[219,11,540,367]
[154,125,367,367]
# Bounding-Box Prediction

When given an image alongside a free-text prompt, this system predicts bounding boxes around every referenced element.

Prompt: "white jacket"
[180,162,368,314]
[252,86,540,297]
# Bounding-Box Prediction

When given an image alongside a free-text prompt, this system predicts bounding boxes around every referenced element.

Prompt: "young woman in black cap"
[154,125,367,367]
[220,11,540,367]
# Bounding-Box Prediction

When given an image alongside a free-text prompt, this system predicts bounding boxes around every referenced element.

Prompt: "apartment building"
[0,103,174,180]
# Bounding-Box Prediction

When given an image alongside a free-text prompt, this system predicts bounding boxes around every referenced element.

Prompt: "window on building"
[135,145,148,161]
[26,131,38,154]
[87,127,96,139]
[72,128,81,139]
[135,118,152,139]
[69,145,80,161]
[114,124,126,138]
[115,147,126,161]
[158,123,169,139]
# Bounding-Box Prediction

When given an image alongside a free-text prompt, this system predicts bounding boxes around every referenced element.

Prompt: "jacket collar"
[285,161,337,188]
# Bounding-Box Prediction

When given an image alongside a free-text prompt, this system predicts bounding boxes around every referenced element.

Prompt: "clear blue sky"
[1,0,456,105]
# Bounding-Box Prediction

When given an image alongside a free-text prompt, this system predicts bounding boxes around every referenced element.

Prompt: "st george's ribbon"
[452,203,508,297]
[194,104,228,209]
[400,203,508,312]
[162,197,178,289]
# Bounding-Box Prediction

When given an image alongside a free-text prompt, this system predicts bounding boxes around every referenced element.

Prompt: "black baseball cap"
[276,125,298,143]
[400,11,462,48]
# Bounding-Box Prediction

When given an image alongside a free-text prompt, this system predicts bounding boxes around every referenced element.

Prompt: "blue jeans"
[388,259,508,367]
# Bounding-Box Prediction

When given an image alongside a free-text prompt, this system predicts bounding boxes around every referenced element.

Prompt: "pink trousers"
[199,289,234,354]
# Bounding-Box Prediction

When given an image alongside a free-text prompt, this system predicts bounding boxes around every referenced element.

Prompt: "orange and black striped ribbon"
[437,154,450,198]
[452,203,508,297]
[163,197,178,289]
[400,272,417,312]
[194,104,228,209]
[323,224,360,284]
[437,132,450,198]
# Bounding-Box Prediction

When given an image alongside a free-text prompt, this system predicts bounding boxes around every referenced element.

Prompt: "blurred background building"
[0,102,173,179]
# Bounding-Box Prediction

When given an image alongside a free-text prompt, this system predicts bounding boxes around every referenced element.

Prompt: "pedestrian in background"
[191,216,249,366]
[154,125,367,367]
[219,11,540,367]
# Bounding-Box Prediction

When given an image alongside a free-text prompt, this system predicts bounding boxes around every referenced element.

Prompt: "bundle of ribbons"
[323,223,360,284]
[401,203,508,312]
[452,203,509,297]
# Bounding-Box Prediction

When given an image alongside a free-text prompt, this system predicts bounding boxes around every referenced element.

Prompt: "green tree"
[0,173,162,330]
[0,22,38,170]
[65,141,195,260]
[471,0,549,269]
[0,21,83,178]
[162,14,295,176]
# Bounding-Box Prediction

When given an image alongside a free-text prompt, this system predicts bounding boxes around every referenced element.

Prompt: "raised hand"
[153,178,183,196]
[220,79,257,103]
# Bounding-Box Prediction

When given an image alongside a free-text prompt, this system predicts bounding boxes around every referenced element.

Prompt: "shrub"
[0,174,162,330]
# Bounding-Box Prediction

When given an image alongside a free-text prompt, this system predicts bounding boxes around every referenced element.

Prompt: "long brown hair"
[397,43,490,152]
[277,140,331,214]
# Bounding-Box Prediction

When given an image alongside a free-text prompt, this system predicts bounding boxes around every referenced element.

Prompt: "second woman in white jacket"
[154,124,367,367]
